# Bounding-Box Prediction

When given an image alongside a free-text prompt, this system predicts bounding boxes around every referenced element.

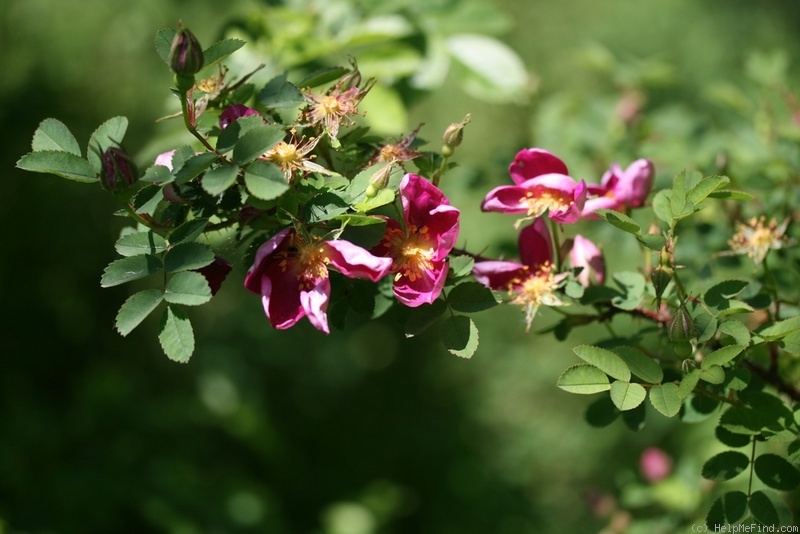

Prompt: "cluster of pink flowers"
[237,145,651,334]
[474,148,653,328]
[245,174,459,333]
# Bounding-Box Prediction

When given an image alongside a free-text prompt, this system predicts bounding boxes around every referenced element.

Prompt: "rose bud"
[100,146,138,191]
[169,25,204,77]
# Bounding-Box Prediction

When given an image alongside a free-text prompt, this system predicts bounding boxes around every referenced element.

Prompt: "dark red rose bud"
[195,256,233,296]
[169,25,204,77]
[100,146,138,191]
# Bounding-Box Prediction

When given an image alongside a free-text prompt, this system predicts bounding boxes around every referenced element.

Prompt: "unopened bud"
[669,306,695,342]
[442,113,472,155]
[169,24,204,77]
[651,266,673,302]
[365,163,394,198]
[100,146,138,191]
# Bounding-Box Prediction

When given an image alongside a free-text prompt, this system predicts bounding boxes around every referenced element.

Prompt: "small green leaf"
[259,73,305,109]
[140,164,172,183]
[678,369,701,399]
[449,255,475,278]
[595,209,641,233]
[783,331,800,356]
[405,299,447,337]
[115,231,168,257]
[16,151,97,183]
[705,279,749,308]
[158,305,194,363]
[613,346,663,383]
[305,192,350,223]
[670,169,689,217]
[101,255,162,287]
[719,320,751,345]
[169,219,208,246]
[245,161,289,200]
[749,490,793,527]
[702,451,750,481]
[699,365,726,384]
[32,118,81,155]
[448,282,500,313]
[652,189,673,223]
[115,289,164,336]
[720,406,776,435]
[754,454,800,490]
[440,315,479,359]
[201,38,245,69]
[574,345,631,381]
[585,396,619,428]
[87,116,128,173]
[155,28,177,65]
[715,426,752,448]
[635,233,666,250]
[165,272,212,306]
[202,164,239,196]
[298,66,350,88]
[233,125,285,165]
[609,381,646,411]
[557,364,611,394]
[564,280,584,299]
[687,175,730,205]
[164,243,215,273]
[611,271,646,310]
[174,153,218,185]
[706,491,748,529]
[216,115,266,153]
[133,184,163,216]
[649,383,682,417]
[758,316,800,340]
[701,345,745,369]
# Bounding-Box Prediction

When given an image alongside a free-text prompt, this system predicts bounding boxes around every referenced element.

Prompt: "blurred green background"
[2,0,800,532]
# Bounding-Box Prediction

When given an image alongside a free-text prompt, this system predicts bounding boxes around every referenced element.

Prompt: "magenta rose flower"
[482,148,587,224]
[582,158,654,218]
[245,228,393,333]
[473,218,567,331]
[569,235,605,287]
[375,174,460,307]
[219,104,263,129]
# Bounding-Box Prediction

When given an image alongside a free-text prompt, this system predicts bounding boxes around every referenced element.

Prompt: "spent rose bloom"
[245,229,392,333]
[473,218,567,331]
[375,174,460,307]
[582,159,654,218]
[569,235,605,287]
[482,148,587,224]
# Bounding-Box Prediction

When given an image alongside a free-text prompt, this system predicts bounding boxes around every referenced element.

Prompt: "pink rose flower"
[640,447,672,483]
[482,148,587,224]
[473,218,567,331]
[245,229,393,333]
[375,174,460,307]
[219,104,262,129]
[582,159,654,218]
[569,235,605,287]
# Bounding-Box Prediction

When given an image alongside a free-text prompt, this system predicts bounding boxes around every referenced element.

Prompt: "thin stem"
[432,155,449,187]
[180,92,216,152]
[748,437,757,497]
[548,218,563,270]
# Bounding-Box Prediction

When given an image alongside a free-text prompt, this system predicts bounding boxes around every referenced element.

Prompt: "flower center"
[319,95,342,117]
[276,234,330,290]
[384,225,435,282]
[507,264,562,332]
[520,188,572,217]
[270,142,299,165]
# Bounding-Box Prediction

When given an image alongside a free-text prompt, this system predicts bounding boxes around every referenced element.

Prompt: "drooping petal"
[518,219,553,271]
[244,228,291,294]
[324,240,393,281]
[300,278,331,334]
[427,204,460,261]
[508,148,569,185]
[393,261,449,307]
[260,270,305,330]
[569,235,606,287]
[472,260,528,290]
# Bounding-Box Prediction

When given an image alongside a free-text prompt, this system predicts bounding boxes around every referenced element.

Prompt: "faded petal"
[508,148,569,185]
[154,149,177,171]
[324,240,393,281]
